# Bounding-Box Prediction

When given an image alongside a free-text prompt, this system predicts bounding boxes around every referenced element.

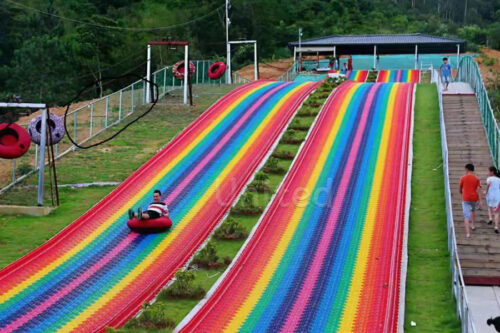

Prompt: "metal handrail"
[432,68,476,333]
[0,60,230,195]
[457,56,499,167]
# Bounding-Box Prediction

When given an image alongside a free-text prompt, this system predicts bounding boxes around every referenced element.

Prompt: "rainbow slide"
[0,80,319,332]
[377,69,420,83]
[178,81,415,332]
[327,70,369,82]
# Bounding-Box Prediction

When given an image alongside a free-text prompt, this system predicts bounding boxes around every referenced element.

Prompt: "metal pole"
[90,104,94,136]
[293,46,297,73]
[35,144,38,168]
[119,90,122,120]
[131,84,135,113]
[163,68,167,95]
[184,45,189,105]
[202,61,206,84]
[146,44,151,103]
[37,108,48,206]
[374,45,377,69]
[457,44,460,73]
[12,159,16,183]
[299,28,302,71]
[105,96,109,128]
[226,0,232,84]
[196,60,199,84]
[415,45,418,69]
[254,42,258,81]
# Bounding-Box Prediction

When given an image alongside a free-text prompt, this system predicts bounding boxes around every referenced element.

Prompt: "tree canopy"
[0,0,498,105]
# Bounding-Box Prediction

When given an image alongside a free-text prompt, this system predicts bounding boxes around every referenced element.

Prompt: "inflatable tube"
[28,113,65,145]
[0,123,31,159]
[127,216,173,233]
[208,61,226,80]
[172,60,196,80]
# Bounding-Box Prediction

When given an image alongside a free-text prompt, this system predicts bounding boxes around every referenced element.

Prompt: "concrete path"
[466,285,500,332]
[442,82,475,95]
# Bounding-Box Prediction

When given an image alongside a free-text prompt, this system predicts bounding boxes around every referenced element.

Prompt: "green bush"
[161,270,206,299]
[232,192,263,215]
[263,157,286,174]
[192,241,219,269]
[249,172,271,193]
[272,150,295,160]
[214,217,248,240]
[126,302,175,329]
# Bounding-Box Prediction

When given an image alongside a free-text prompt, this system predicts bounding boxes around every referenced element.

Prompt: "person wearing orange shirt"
[460,164,483,238]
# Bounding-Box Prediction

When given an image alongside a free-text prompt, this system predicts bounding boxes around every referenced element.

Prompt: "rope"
[63,74,159,149]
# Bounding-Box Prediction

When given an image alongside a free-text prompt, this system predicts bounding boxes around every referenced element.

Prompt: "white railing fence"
[432,68,477,333]
[0,60,237,195]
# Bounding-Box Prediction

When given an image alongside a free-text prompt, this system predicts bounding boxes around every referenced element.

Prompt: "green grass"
[0,85,237,268]
[119,80,337,332]
[404,84,460,332]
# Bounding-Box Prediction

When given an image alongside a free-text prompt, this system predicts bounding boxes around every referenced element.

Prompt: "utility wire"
[4,0,225,32]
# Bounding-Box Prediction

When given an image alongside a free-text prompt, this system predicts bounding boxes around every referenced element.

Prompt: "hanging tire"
[0,123,31,159]
[28,113,65,145]
[172,60,196,80]
[208,61,226,80]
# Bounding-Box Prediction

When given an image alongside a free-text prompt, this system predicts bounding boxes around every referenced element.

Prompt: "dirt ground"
[476,47,500,87]
[236,58,294,80]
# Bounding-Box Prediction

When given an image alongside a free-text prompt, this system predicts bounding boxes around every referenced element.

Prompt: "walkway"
[443,82,500,285]
[466,286,500,332]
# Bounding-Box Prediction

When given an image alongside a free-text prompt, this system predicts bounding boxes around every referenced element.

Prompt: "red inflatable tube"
[127,216,173,233]
[172,60,196,80]
[208,61,226,80]
[0,123,31,159]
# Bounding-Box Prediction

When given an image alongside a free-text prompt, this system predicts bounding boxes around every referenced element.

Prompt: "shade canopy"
[289,33,466,55]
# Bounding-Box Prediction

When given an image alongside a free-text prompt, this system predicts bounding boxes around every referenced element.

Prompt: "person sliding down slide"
[129,189,169,220]
[127,189,172,233]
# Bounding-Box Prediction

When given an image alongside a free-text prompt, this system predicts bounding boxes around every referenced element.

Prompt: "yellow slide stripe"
[0,82,273,304]
[58,83,309,331]
[223,85,359,332]
[337,84,398,332]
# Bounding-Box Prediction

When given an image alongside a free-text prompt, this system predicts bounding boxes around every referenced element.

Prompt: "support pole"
[226,0,231,84]
[146,44,151,103]
[254,42,258,81]
[373,45,377,69]
[415,44,418,69]
[333,45,336,58]
[37,108,47,206]
[184,45,189,105]
[457,44,460,72]
[293,46,297,73]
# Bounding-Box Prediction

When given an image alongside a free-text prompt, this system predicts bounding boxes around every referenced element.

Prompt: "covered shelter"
[288,33,466,70]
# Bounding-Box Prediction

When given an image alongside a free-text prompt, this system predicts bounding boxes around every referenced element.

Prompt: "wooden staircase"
[443,93,500,285]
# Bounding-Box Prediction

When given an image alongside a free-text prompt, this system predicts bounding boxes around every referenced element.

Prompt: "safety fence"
[457,56,499,167]
[432,68,477,333]
[0,60,238,195]
[277,62,298,82]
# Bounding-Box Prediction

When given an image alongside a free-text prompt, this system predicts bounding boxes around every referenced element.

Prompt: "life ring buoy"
[208,61,226,80]
[0,123,31,159]
[127,216,173,233]
[172,60,196,80]
[28,113,65,145]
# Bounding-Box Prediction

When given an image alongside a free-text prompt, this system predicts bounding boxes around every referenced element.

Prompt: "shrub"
[272,150,295,160]
[161,270,206,299]
[192,241,219,269]
[249,171,271,193]
[126,302,175,329]
[263,157,285,174]
[232,192,263,215]
[215,217,248,240]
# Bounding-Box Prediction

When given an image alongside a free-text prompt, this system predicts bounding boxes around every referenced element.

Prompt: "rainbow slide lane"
[0,80,319,332]
[327,70,369,82]
[377,69,420,83]
[178,81,415,333]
